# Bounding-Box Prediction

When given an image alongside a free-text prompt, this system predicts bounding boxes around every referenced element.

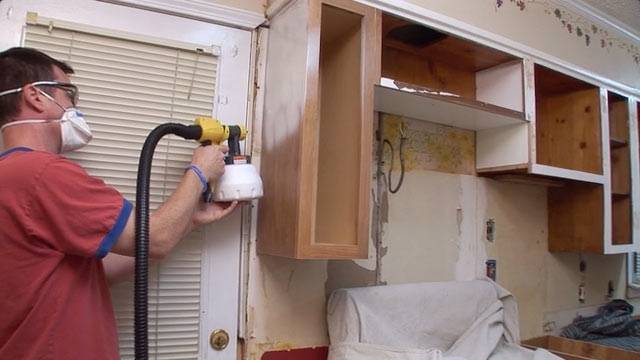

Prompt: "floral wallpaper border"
[495,0,640,65]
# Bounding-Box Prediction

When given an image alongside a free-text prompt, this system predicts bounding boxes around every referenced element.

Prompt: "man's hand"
[192,201,239,227]
[192,144,228,182]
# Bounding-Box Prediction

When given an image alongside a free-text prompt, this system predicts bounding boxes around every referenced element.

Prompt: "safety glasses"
[0,80,79,106]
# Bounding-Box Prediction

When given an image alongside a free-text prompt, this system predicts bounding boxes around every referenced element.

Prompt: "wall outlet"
[543,321,556,332]
[486,259,497,281]
[486,219,495,242]
[607,280,614,299]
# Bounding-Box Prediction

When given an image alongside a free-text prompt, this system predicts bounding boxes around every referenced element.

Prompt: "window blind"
[25,22,219,359]
[634,252,640,285]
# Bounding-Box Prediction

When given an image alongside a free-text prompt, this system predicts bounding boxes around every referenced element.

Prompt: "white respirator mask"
[0,86,92,153]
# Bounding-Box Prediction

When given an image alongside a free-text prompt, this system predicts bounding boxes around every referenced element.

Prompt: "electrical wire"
[383,124,407,194]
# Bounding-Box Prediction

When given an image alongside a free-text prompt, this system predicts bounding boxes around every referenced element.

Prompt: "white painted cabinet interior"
[0,1,252,359]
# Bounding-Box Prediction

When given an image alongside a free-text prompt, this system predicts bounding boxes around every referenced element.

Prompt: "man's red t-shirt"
[0,147,132,359]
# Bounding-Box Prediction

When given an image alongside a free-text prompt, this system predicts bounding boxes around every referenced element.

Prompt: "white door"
[0,1,252,358]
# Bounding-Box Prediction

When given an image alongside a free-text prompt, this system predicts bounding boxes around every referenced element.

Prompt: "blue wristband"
[187,164,208,193]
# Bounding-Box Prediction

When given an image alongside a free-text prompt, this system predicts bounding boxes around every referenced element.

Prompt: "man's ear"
[21,84,47,113]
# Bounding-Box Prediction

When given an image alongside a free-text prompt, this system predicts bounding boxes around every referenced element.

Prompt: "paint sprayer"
[134,117,263,359]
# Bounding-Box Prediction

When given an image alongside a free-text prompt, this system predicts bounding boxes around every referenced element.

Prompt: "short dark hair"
[0,47,74,125]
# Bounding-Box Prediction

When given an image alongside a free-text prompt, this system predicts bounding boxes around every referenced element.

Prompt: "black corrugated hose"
[135,123,202,359]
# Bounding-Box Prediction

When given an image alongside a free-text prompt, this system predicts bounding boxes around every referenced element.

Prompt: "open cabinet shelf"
[374,83,525,131]
[549,181,604,253]
[612,197,632,245]
[547,90,638,254]
[609,91,632,246]
[477,63,609,184]
[534,64,603,176]
[375,14,526,131]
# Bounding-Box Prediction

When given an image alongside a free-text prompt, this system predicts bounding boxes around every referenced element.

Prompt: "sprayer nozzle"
[194,117,247,145]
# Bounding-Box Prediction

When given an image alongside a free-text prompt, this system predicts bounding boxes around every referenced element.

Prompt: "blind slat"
[634,253,640,284]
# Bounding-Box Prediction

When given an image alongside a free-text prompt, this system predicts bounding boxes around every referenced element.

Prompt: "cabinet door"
[258,0,380,259]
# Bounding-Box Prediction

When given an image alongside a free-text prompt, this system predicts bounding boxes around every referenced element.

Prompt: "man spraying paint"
[0,47,238,359]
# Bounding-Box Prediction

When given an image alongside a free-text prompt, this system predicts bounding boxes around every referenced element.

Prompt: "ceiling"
[579,0,640,36]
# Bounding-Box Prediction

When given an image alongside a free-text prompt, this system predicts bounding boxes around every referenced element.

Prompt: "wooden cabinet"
[548,181,605,253]
[534,65,603,176]
[257,0,380,259]
[374,14,606,182]
[549,92,639,254]
[478,63,607,183]
[375,14,534,174]
[371,13,640,254]
[257,7,638,258]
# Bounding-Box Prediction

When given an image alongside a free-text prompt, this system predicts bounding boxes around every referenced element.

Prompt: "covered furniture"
[327,279,561,360]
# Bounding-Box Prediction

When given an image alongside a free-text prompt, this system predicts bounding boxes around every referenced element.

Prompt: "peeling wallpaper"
[382,115,476,176]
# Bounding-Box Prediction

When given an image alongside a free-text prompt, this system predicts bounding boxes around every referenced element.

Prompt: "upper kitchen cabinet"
[529,65,604,181]
[477,63,608,186]
[257,0,380,259]
[549,92,639,254]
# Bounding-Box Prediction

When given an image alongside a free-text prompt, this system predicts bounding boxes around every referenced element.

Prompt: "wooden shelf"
[610,138,628,148]
[529,164,605,184]
[374,82,526,130]
[612,192,630,200]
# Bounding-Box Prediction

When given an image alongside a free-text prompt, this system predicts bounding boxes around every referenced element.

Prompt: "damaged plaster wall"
[379,115,482,285]
[244,113,548,355]
[379,115,549,341]
[383,173,548,341]
[245,255,330,359]
[245,114,639,359]
[380,116,636,340]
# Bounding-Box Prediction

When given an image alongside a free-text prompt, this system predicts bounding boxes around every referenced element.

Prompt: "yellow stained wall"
[244,0,640,358]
